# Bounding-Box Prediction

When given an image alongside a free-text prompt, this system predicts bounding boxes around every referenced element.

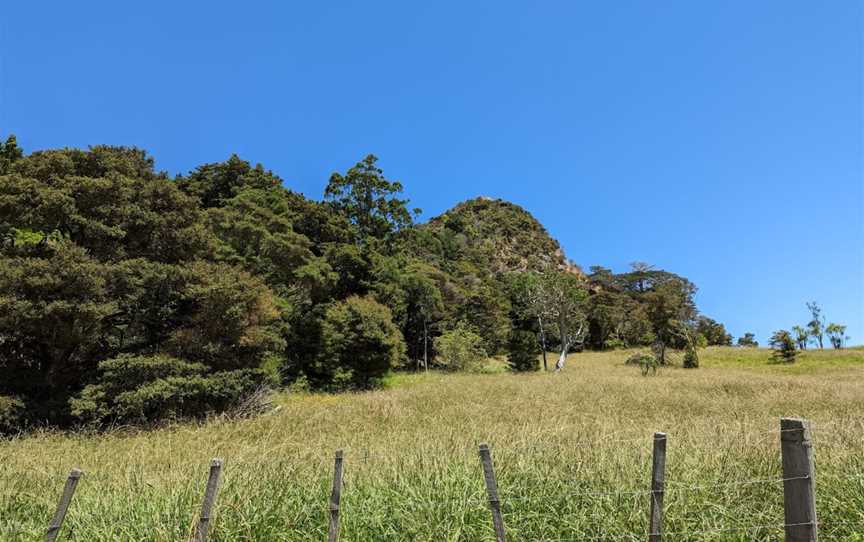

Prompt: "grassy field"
[2,347,863,541]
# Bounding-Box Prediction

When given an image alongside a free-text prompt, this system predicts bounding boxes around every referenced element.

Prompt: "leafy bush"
[625,351,658,375]
[508,330,539,372]
[683,347,699,368]
[436,323,487,372]
[70,354,275,424]
[313,296,405,390]
[769,330,797,363]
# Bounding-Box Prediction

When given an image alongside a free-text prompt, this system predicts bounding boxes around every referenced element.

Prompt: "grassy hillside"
[2,347,863,541]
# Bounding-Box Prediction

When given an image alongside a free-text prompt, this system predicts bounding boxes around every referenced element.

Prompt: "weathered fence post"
[478,443,506,542]
[328,449,344,542]
[44,468,82,542]
[191,458,223,542]
[648,432,667,542]
[781,418,818,541]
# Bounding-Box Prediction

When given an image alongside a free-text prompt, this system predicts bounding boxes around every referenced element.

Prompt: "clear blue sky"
[2,1,862,345]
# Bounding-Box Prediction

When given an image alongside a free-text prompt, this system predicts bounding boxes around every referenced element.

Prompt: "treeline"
[0,136,729,430]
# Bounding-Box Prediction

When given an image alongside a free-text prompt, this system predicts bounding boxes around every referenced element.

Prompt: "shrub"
[314,296,405,390]
[508,330,539,372]
[70,354,275,424]
[435,323,487,372]
[769,330,797,363]
[683,347,699,368]
[625,351,658,375]
[603,338,626,350]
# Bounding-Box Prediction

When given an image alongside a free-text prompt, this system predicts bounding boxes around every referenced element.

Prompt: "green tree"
[177,155,282,209]
[806,301,825,349]
[507,329,539,372]
[826,323,848,349]
[791,325,809,350]
[541,272,588,372]
[435,323,487,372]
[508,271,550,370]
[314,296,405,390]
[769,330,797,362]
[737,332,758,347]
[324,155,418,241]
[642,277,696,365]
[0,134,24,174]
[695,316,733,346]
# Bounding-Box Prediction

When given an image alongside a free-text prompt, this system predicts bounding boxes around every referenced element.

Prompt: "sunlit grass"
[1,347,863,541]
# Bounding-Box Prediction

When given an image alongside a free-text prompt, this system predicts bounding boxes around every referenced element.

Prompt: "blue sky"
[2,1,862,345]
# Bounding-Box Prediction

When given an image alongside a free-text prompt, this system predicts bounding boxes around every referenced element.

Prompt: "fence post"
[478,443,506,542]
[44,468,82,542]
[328,449,344,542]
[192,458,223,542]
[780,418,818,541]
[648,432,667,542]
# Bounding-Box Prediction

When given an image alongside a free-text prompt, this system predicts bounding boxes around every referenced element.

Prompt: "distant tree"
[507,329,540,372]
[455,281,512,356]
[682,345,699,368]
[324,155,418,241]
[826,323,848,350]
[509,271,550,370]
[643,278,696,365]
[737,333,758,347]
[435,323,487,372]
[806,301,825,349]
[791,325,810,350]
[769,330,797,363]
[544,272,589,372]
[177,154,282,209]
[0,134,24,174]
[695,316,733,346]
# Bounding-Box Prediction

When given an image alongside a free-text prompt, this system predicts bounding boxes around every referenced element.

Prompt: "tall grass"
[2,347,863,541]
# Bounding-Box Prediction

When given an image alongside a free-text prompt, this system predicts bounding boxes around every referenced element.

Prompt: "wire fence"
[19,417,864,541]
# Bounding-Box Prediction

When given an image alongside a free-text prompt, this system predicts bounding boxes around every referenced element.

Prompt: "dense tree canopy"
[0,137,728,430]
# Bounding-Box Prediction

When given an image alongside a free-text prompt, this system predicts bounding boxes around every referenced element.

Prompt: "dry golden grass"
[1,347,863,541]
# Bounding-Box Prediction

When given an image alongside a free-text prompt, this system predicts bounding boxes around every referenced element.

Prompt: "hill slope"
[424,197,580,275]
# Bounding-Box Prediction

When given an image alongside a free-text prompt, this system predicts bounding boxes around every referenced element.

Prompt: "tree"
[508,271,550,370]
[769,330,797,363]
[791,325,809,350]
[695,316,733,346]
[314,296,405,390]
[0,134,24,174]
[507,329,539,372]
[826,323,848,349]
[399,265,444,371]
[642,278,696,365]
[177,155,282,209]
[324,155,418,241]
[806,301,825,349]
[541,272,588,372]
[435,323,487,372]
[737,333,758,347]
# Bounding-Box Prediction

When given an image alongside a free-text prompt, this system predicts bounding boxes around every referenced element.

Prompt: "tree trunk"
[554,340,569,372]
[423,318,429,372]
[538,315,548,372]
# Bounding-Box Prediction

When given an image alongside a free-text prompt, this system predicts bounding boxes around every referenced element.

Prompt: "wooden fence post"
[191,458,223,542]
[328,450,344,542]
[781,418,818,541]
[44,468,82,542]
[648,432,667,542]
[478,443,506,542]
